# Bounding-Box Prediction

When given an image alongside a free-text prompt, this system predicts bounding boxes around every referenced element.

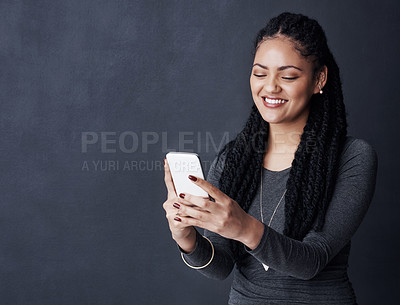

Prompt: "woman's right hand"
[162,159,196,252]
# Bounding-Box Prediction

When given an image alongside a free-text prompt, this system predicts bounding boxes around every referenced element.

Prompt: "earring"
[318,84,323,94]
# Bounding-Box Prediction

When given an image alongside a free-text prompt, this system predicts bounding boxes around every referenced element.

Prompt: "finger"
[175,215,204,229]
[187,175,229,203]
[172,204,207,218]
[163,198,204,218]
[163,198,187,221]
[177,203,211,221]
[170,215,195,229]
[164,202,187,222]
[170,200,205,217]
[175,215,217,234]
[177,193,214,212]
[164,159,177,199]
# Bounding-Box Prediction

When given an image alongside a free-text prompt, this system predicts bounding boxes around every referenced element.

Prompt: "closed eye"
[253,74,266,77]
[282,77,298,80]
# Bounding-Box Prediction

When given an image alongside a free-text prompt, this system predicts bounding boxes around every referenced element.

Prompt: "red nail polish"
[179,193,185,199]
[174,217,181,222]
[188,175,197,182]
[173,202,180,209]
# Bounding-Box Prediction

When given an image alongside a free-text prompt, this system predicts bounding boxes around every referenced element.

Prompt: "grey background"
[1,0,398,304]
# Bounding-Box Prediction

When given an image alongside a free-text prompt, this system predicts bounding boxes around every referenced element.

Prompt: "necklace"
[260,166,287,271]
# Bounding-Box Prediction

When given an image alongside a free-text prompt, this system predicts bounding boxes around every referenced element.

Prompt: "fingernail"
[179,193,185,199]
[174,217,181,222]
[188,175,197,182]
[173,202,180,209]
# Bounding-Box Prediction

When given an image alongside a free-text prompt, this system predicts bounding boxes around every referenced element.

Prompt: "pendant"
[262,263,269,271]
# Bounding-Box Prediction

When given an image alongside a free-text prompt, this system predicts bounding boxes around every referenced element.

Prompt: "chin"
[259,112,283,124]
[254,105,276,122]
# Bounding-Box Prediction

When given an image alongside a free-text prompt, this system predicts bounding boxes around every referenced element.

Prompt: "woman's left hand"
[174,175,264,250]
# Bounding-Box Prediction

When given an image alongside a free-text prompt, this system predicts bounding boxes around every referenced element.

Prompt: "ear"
[313,65,328,94]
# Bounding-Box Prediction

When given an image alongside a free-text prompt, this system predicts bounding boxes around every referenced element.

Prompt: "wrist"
[173,227,197,253]
[239,215,264,250]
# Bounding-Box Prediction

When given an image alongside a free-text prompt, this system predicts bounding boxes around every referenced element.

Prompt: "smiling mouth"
[263,96,289,104]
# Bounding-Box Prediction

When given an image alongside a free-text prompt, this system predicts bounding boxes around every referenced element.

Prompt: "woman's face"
[250,36,321,126]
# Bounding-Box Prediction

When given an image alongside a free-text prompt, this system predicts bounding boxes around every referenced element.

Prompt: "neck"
[266,121,306,154]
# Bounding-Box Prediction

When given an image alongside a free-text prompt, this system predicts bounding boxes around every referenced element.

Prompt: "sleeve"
[245,138,378,280]
[177,149,238,280]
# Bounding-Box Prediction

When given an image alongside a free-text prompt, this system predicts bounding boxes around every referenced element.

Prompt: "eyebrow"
[252,63,303,72]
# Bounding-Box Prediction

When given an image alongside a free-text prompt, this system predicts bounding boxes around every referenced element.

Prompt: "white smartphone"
[166,152,208,197]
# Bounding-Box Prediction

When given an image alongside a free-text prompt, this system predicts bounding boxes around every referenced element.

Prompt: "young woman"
[163,12,378,305]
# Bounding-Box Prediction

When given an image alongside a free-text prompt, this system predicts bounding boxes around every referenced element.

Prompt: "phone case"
[166,152,208,197]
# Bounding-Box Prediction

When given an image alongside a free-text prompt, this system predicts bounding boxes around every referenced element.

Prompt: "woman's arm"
[245,138,378,279]
[177,151,238,280]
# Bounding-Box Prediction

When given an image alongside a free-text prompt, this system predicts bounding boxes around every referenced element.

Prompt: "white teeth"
[264,97,288,104]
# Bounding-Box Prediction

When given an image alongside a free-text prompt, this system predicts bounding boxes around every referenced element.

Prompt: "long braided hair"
[217,12,347,241]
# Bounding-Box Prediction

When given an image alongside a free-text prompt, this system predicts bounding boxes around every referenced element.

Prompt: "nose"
[263,76,281,93]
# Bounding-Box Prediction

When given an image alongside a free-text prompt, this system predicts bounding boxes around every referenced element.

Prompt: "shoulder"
[205,141,233,187]
[338,135,378,177]
[208,140,232,174]
[342,135,377,156]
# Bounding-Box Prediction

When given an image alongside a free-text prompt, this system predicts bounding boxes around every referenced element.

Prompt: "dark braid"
[218,105,268,212]
[217,12,347,241]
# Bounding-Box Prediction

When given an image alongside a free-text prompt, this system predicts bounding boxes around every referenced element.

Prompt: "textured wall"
[1,0,398,304]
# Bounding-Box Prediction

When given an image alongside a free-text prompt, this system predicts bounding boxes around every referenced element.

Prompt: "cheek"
[249,77,255,90]
[250,78,261,94]
[284,81,313,100]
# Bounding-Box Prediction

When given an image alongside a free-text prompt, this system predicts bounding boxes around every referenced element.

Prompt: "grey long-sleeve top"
[179,136,378,305]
